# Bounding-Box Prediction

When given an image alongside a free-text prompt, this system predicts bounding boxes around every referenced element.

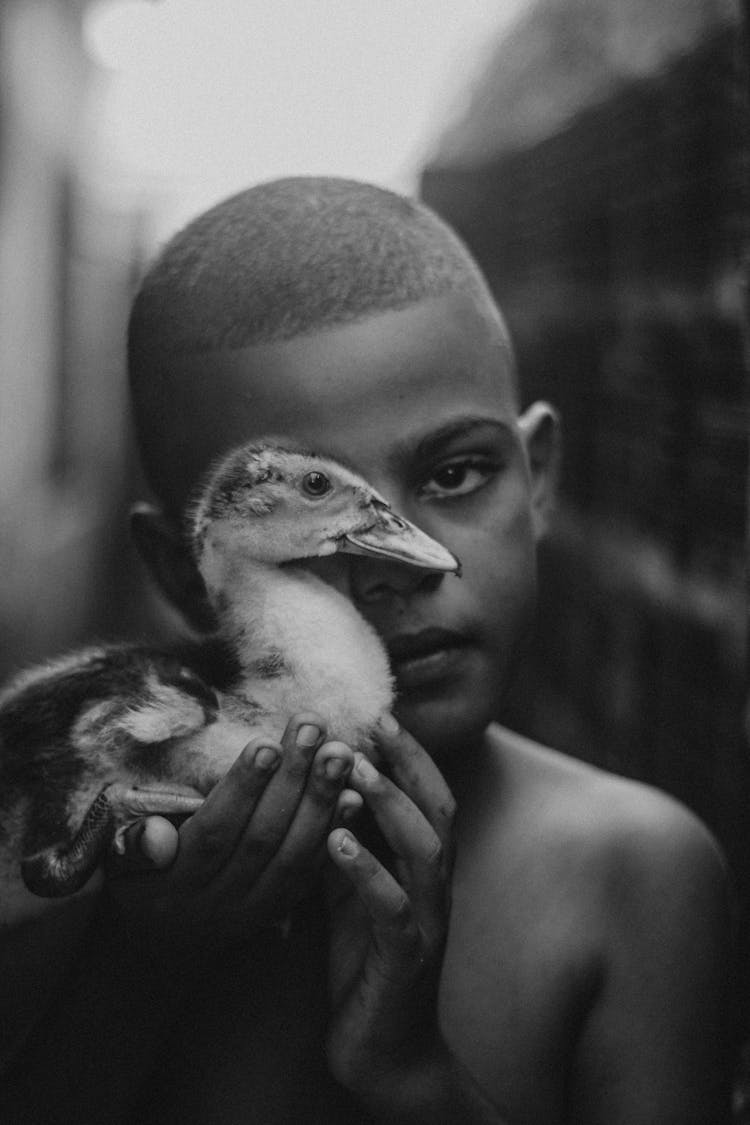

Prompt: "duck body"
[0,441,459,907]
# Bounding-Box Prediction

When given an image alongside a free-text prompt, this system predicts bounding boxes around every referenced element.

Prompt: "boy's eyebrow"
[395,415,514,466]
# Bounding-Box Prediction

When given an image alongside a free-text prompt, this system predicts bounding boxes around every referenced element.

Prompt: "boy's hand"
[325,716,462,1117]
[105,713,353,959]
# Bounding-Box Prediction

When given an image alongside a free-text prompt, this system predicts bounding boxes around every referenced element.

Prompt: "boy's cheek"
[442,475,538,559]
[450,504,538,603]
[464,533,538,667]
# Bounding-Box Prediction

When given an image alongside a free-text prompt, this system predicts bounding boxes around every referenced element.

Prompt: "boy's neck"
[438,726,494,799]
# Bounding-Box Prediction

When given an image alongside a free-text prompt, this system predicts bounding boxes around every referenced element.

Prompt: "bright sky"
[82,0,526,235]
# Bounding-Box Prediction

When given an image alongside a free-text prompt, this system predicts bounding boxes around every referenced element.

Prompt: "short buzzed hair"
[127,177,507,506]
[128,176,494,363]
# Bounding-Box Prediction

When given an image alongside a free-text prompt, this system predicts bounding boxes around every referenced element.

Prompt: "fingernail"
[337,832,358,858]
[296,724,320,749]
[323,756,349,781]
[379,713,399,735]
[355,755,378,783]
[255,745,279,770]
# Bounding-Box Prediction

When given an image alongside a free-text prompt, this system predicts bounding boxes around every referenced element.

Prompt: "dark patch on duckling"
[172,637,241,692]
[205,454,279,521]
[252,651,288,679]
[0,645,220,857]
[121,735,185,779]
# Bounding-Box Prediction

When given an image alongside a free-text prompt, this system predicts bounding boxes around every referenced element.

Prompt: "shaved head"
[127,176,510,512]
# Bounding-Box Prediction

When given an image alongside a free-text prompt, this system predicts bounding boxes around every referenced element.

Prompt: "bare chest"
[438,823,601,1124]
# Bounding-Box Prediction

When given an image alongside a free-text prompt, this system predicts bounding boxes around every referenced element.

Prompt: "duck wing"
[0,644,222,899]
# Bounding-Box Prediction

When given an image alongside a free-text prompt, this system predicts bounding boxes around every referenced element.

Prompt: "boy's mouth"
[386,627,471,689]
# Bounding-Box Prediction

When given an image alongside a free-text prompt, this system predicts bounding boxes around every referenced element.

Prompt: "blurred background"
[0,0,748,1061]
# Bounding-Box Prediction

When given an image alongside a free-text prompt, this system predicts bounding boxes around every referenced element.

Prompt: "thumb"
[111,816,179,872]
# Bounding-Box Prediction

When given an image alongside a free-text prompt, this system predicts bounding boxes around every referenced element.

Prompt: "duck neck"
[216,561,333,667]
[207,559,393,740]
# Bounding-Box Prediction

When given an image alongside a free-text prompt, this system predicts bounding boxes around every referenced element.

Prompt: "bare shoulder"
[443,728,733,1120]
[462,723,733,953]
[482,723,728,886]
[475,732,735,1122]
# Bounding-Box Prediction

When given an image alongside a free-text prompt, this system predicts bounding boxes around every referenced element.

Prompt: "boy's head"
[128,176,559,758]
[129,176,504,513]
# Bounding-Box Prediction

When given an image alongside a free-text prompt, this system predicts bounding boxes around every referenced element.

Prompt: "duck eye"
[302,471,331,498]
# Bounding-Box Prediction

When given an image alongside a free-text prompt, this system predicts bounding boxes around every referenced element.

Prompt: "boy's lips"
[386,627,472,689]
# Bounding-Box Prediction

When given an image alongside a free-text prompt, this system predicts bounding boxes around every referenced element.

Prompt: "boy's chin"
[394,689,493,767]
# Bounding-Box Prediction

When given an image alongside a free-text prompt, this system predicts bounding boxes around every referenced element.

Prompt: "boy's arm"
[569,794,734,1125]
[326,719,513,1125]
[1,714,355,1121]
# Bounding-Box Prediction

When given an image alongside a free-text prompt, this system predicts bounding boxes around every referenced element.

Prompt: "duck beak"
[338,500,461,575]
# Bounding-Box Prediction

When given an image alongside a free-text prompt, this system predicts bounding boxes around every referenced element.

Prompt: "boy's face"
[154,292,558,761]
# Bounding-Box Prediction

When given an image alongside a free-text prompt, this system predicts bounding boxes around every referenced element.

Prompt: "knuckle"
[440,794,457,825]
[285,753,312,780]
[311,774,345,803]
[390,889,413,927]
[423,836,445,872]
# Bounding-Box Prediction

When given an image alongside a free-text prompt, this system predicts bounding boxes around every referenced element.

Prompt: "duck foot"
[21,783,204,898]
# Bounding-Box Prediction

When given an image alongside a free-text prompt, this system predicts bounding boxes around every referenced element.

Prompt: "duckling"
[1,442,459,909]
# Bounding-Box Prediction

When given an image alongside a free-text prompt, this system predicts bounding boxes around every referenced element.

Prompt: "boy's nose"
[349,555,444,605]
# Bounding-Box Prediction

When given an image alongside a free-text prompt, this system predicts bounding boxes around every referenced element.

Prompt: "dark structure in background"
[422,0,749,1034]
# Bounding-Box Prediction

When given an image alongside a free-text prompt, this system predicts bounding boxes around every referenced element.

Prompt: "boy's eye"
[419,458,496,500]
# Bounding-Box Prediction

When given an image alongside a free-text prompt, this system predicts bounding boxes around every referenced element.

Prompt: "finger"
[139,817,181,868]
[290,739,354,832]
[335,787,363,825]
[177,736,282,881]
[375,715,456,851]
[327,828,425,985]
[242,741,354,899]
[272,739,354,854]
[224,713,325,874]
[347,753,448,933]
[349,754,442,868]
[107,816,179,876]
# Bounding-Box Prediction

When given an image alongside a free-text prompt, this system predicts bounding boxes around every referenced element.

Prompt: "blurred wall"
[421,0,749,1026]
[0,0,150,682]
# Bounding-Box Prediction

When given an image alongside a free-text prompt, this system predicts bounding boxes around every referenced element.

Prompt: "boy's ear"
[130,504,217,634]
[517,401,561,540]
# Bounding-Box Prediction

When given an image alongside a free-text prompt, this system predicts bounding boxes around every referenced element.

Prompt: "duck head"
[188,441,460,590]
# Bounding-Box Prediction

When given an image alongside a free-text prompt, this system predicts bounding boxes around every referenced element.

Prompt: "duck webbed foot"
[21,783,204,898]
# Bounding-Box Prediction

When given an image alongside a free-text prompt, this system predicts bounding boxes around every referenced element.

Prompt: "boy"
[0,178,733,1123]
